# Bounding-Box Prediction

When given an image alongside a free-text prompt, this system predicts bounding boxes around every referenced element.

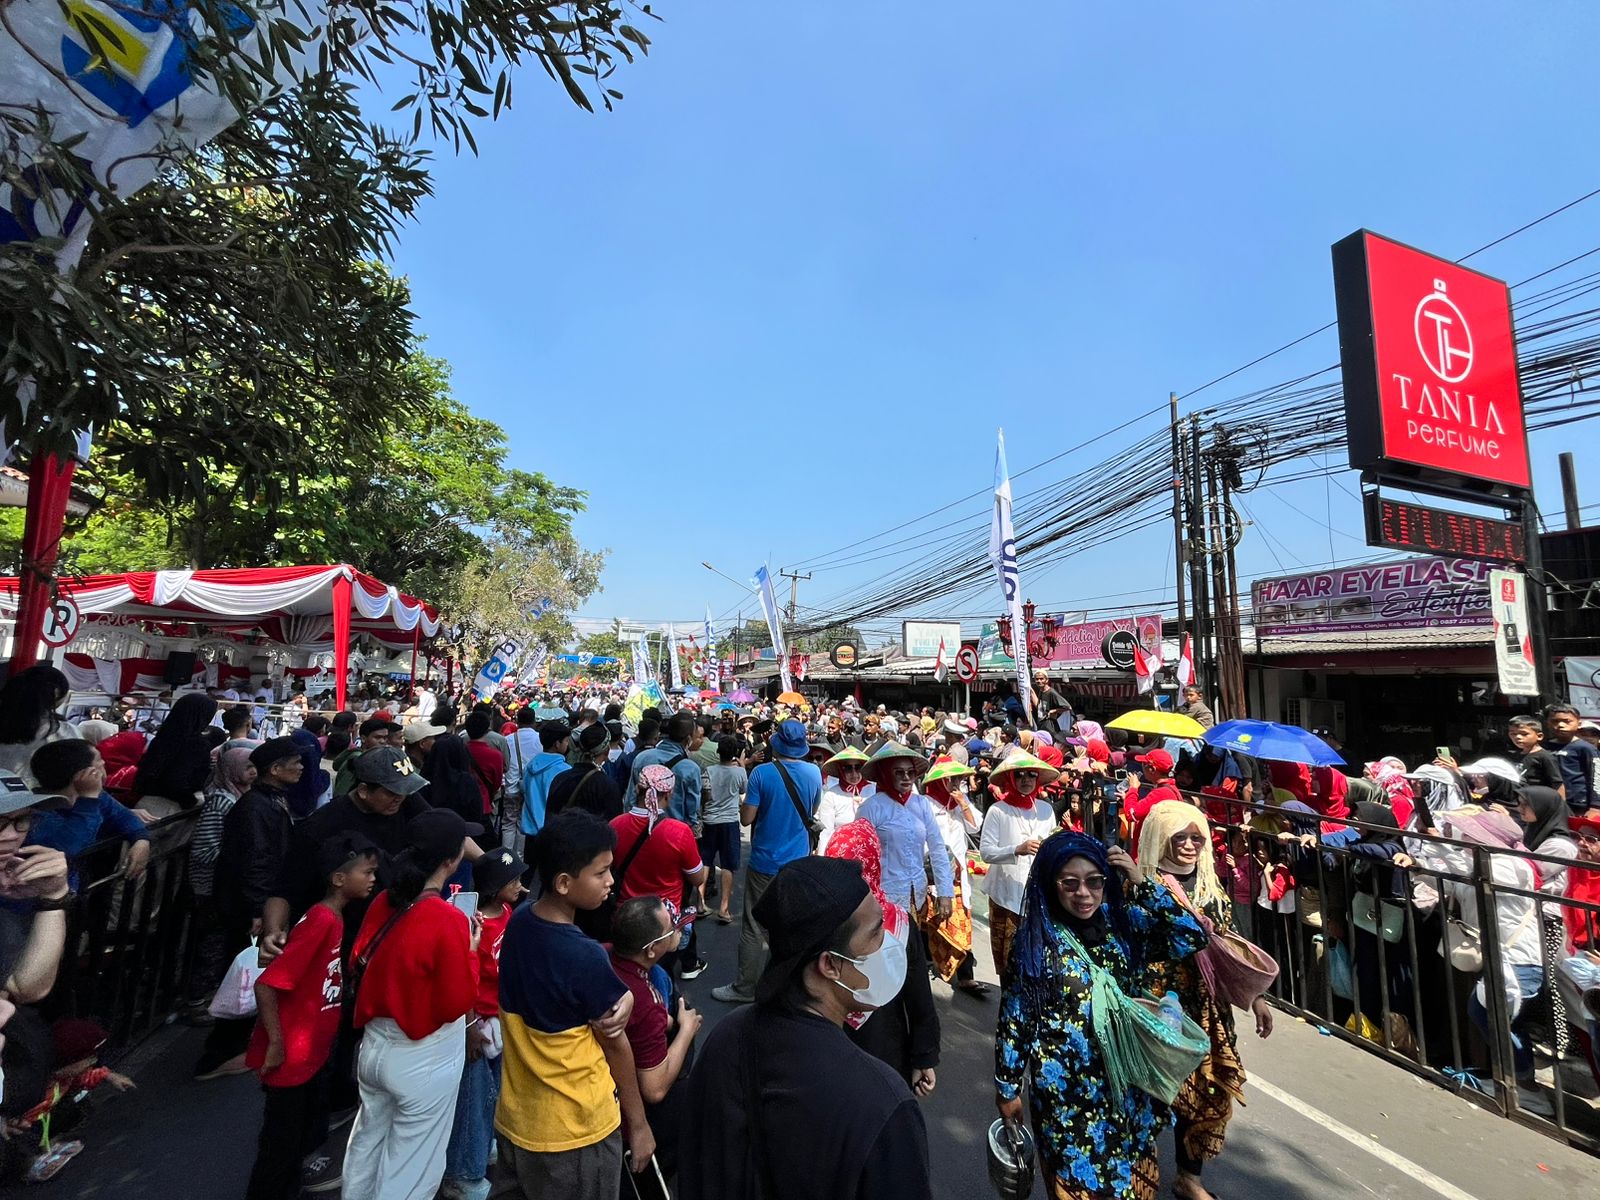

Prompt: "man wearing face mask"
[679,856,932,1200]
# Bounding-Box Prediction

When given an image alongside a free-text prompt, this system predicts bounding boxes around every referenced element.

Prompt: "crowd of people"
[0,658,1598,1198]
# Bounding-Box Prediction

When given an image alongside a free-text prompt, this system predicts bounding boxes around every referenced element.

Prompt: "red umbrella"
[698,689,719,698]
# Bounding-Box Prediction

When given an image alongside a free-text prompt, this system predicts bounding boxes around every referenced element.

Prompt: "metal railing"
[1184,798,1600,1154]
[50,809,202,1048]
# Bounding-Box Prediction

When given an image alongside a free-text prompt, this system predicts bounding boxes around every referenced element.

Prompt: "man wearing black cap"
[547,722,624,820]
[680,857,931,1199]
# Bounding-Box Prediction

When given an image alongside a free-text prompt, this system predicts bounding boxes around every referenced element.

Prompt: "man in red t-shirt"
[245,832,378,1200]
[463,712,506,818]
[610,766,707,979]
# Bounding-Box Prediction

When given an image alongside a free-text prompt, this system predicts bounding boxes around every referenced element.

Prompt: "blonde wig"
[1137,801,1224,908]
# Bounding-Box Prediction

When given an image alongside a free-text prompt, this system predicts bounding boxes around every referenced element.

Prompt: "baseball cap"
[317,831,378,879]
[474,845,528,897]
[402,721,447,745]
[408,807,484,861]
[753,856,870,1004]
[351,746,430,795]
[0,770,65,816]
[1136,748,1175,772]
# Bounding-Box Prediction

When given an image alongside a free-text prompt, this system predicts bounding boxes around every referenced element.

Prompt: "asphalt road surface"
[51,884,1600,1200]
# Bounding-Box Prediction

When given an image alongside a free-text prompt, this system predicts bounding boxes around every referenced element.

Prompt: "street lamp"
[997,614,1013,645]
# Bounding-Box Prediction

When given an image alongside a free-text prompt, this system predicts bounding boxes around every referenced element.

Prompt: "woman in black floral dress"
[995,831,1207,1199]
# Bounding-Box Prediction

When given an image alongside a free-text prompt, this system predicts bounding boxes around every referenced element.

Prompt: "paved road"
[53,885,1600,1200]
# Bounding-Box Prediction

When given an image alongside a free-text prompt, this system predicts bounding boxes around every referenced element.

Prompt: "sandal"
[954,980,993,1000]
[715,913,733,925]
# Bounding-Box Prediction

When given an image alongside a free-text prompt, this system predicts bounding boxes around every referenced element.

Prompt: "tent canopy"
[0,565,440,710]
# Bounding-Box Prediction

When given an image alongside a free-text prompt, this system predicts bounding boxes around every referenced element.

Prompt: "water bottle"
[1159,991,1184,1033]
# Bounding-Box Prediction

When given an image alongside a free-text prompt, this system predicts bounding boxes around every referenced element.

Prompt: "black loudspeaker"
[164,651,198,685]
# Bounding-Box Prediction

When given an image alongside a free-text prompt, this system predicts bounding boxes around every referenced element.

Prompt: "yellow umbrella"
[1105,709,1207,738]
[777,691,807,706]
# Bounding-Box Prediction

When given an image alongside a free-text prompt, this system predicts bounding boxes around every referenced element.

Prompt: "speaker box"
[164,651,198,685]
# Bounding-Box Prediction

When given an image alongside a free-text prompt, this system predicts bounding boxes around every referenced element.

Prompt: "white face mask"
[607,747,623,762]
[830,926,907,1008]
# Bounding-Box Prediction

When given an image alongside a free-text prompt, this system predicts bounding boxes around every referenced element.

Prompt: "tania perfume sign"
[1333,231,1531,496]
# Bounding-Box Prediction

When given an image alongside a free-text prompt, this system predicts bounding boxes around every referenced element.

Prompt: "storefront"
[1247,556,1516,766]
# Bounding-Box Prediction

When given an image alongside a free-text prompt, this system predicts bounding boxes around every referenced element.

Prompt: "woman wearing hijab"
[1557,814,1600,1056]
[1332,784,1414,1046]
[824,819,940,1092]
[815,746,875,854]
[1459,756,1522,809]
[1363,758,1416,828]
[184,747,258,1015]
[979,751,1061,977]
[135,693,220,810]
[920,759,988,998]
[1518,785,1579,1058]
[1138,802,1274,1200]
[0,664,77,786]
[996,830,1207,1200]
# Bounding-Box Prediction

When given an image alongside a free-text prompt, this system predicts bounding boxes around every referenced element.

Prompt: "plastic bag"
[1327,938,1354,1001]
[208,940,262,1019]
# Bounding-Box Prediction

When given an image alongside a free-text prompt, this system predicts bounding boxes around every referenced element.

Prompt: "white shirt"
[979,798,1056,914]
[415,689,438,719]
[503,728,541,792]
[815,782,876,855]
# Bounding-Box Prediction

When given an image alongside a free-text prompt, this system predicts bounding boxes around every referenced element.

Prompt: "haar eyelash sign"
[1332,230,1531,497]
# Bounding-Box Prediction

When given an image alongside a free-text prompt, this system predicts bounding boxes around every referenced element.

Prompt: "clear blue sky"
[387,3,1600,641]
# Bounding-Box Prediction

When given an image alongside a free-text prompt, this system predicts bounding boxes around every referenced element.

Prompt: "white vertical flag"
[667,624,684,690]
[988,430,1032,721]
[703,608,721,693]
[753,564,793,692]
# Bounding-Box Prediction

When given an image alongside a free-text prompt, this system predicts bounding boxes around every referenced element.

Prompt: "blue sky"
[387,4,1600,642]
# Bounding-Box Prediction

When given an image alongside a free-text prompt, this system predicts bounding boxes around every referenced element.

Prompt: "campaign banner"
[472,637,523,696]
[0,0,330,266]
[753,564,792,692]
[1251,556,1493,639]
[667,625,684,690]
[988,430,1031,719]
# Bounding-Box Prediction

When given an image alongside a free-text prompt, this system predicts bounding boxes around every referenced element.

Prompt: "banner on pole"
[1489,570,1538,697]
[668,624,684,691]
[754,564,793,693]
[472,637,523,696]
[988,430,1031,721]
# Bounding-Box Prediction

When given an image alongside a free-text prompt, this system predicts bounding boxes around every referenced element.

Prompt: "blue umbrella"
[1203,719,1344,767]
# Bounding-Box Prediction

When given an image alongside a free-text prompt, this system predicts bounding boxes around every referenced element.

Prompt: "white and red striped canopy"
[0,565,441,650]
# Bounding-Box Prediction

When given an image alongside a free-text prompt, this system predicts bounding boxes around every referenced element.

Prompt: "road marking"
[1249,1076,1483,1200]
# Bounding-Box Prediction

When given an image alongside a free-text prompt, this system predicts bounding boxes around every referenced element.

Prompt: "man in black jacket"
[680,857,931,1200]
[547,722,624,820]
[197,737,303,1079]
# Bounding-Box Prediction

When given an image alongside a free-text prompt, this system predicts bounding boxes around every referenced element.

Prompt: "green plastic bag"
[1059,927,1211,1105]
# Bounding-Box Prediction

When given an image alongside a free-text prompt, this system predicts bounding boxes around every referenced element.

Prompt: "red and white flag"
[1133,641,1161,695]
[1176,633,1195,688]
[933,637,949,683]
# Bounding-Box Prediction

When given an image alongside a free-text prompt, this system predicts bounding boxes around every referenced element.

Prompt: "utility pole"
[1170,393,1187,638]
[1185,417,1213,711]
[780,570,811,623]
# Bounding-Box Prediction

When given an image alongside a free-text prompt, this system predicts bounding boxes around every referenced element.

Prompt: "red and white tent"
[0,565,441,710]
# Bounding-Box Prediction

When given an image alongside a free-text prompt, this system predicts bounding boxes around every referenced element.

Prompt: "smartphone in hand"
[450,891,479,921]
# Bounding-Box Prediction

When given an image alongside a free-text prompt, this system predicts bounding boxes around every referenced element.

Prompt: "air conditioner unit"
[1283,697,1345,742]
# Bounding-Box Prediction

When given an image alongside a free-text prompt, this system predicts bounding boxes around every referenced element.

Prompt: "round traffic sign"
[41,595,81,647]
[954,645,980,683]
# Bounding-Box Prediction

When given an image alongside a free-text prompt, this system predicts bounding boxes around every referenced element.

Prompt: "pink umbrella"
[728,688,758,703]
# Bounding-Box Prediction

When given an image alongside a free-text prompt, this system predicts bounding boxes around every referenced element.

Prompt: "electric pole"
[780,570,811,623]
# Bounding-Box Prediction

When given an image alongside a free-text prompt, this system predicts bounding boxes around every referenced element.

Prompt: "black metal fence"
[49,809,202,1048]
[1187,798,1600,1154]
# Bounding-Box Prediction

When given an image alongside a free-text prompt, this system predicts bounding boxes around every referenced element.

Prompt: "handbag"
[771,758,823,851]
[1327,937,1354,1000]
[1441,897,1535,975]
[1163,874,1280,1011]
[207,939,263,1019]
[1351,891,1406,945]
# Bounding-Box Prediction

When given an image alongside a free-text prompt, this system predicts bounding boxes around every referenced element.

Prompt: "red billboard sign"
[1333,231,1530,495]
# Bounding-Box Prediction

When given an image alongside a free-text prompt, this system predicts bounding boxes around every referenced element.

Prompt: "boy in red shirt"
[441,846,527,1200]
[244,833,377,1200]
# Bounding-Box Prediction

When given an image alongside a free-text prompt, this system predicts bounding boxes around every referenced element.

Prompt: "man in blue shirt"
[627,713,703,828]
[1545,703,1598,813]
[520,721,573,837]
[711,719,820,1004]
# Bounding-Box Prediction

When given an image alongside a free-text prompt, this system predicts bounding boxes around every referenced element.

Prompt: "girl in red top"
[344,808,484,1200]
[442,846,528,1200]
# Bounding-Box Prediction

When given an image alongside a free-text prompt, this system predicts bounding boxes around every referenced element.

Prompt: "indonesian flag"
[1176,633,1195,688]
[1133,641,1161,695]
[933,637,949,683]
